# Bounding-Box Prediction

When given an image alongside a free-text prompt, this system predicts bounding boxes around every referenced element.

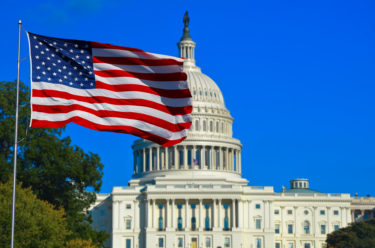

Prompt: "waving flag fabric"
[28,33,192,146]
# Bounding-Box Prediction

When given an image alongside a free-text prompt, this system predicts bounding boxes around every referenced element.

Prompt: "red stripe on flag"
[92,56,183,66]
[32,104,191,132]
[91,41,146,52]
[94,70,187,82]
[95,81,192,98]
[32,89,192,116]
[31,117,188,147]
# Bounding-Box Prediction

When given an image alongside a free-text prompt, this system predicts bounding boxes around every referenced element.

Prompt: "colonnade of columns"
[351,209,375,222]
[133,145,241,174]
[144,198,245,231]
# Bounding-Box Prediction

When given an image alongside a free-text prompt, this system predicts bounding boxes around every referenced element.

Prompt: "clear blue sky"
[2,0,375,196]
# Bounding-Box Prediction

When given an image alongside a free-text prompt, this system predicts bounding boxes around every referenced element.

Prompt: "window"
[320,210,326,215]
[321,224,326,234]
[224,237,230,248]
[224,204,229,230]
[304,244,311,248]
[158,204,164,230]
[256,219,261,229]
[334,210,339,215]
[205,237,211,248]
[177,217,183,230]
[275,243,281,248]
[256,238,262,248]
[177,237,183,248]
[191,204,196,230]
[288,224,293,234]
[274,209,279,215]
[288,243,294,248]
[158,237,164,248]
[275,224,280,234]
[126,219,131,230]
[126,239,131,248]
[177,204,183,230]
[334,225,340,231]
[255,204,261,209]
[304,221,310,234]
[191,217,196,230]
[304,210,309,215]
[158,217,163,230]
[287,210,293,215]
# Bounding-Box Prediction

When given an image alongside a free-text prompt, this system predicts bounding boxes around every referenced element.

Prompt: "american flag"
[28,33,192,146]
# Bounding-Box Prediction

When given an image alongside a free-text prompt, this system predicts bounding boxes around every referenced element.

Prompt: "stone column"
[149,148,152,171]
[264,201,269,230]
[219,147,223,170]
[165,147,169,169]
[232,199,237,228]
[327,207,331,233]
[185,199,189,230]
[294,206,297,238]
[199,199,203,230]
[248,200,252,229]
[269,200,273,230]
[184,146,188,169]
[134,200,139,230]
[347,208,351,225]
[152,199,156,228]
[280,206,284,234]
[156,147,160,171]
[239,150,242,173]
[201,146,206,169]
[238,200,243,228]
[172,199,175,228]
[212,199,216,228]
[313,206,318,235]
[218,199,222,228]
[142,149,146,172]
[165,200,169,228]
[225,148,229,170]
[113,201,119,230]
[145,200,149,229]
[174,146,178,169]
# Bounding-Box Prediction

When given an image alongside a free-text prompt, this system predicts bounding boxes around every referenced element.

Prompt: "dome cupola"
[130,12,244,185]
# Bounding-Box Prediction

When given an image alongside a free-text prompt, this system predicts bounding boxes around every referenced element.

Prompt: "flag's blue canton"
[29,33,96,89]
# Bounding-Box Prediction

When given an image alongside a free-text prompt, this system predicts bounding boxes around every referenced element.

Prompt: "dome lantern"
[178,11,197,69]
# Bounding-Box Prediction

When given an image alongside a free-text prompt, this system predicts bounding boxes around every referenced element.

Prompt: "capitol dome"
[131,12,243,184]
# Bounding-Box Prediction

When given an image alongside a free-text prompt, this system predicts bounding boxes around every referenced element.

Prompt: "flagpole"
[10,19,22,248]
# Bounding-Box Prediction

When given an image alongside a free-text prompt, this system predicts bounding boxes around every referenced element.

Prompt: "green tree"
[326,218,375,248]
[0,180,70,248]
[0,81,108,246]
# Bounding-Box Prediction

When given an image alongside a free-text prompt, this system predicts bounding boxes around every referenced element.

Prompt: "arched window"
[216,122,219,133]
[210,121,213,132]
[203,120,206,131]
[195,120,199,131]
[304,221,310,234]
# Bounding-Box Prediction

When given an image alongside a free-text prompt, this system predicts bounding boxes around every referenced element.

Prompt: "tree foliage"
[0,81,108,246]
[0,180,70,248]
[326,218,375,248]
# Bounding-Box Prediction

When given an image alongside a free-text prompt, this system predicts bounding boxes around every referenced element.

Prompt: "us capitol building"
[90,13,375,248]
